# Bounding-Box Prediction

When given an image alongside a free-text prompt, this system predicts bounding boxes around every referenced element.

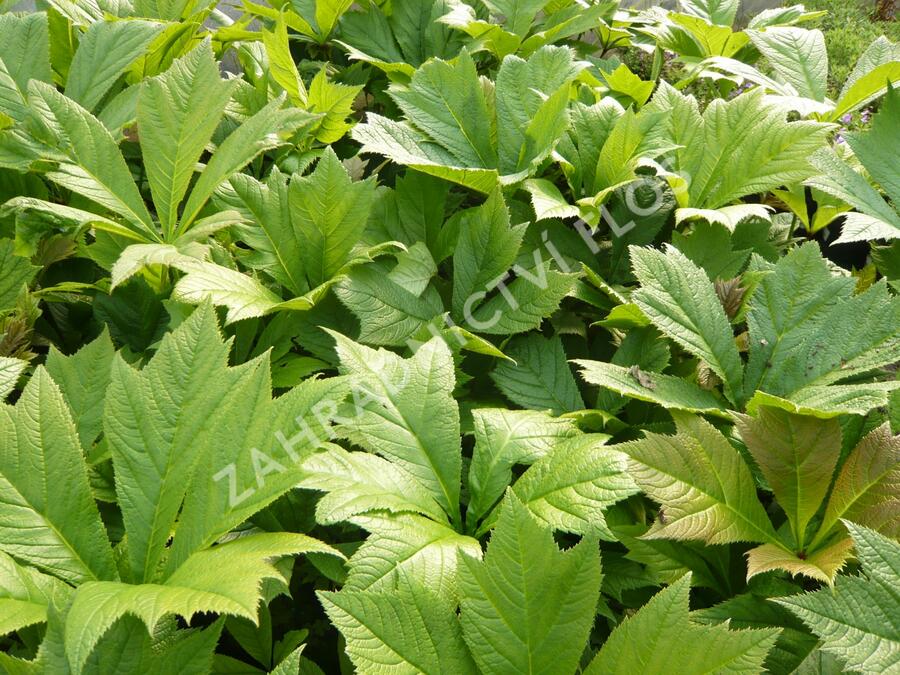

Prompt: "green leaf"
[102,304,241,583]
[178,97,319,233]
[490,333,584,413]
[646,86,830,209]
[26,81,157,238]
[630,245,744,404]
[587,575,780,674]
[680,0,739,25]
[319,573,476,675]
[262,12,308,106]
[815,423,900,546]
[332,334,462,522]
[734,406,841,548]
[389,242,437,296]
[0,12,52,92]
[747,27,828,102]
[0,368,117,584]
[171,260,287,325]
[451,189,525,319]
[0,549,71,636]
[302,445,447,525]
[465,263,578,336]
[467,408,579,526]
[65,533,339,674]
[616,412,779,545]
[138,40,234,238]
[806,147,900,244]
[0,357,27,402]
[458,493,602,675]
[307,67,362,143]
[512,434,638,538]
[353,46,580,192]
[334,263,444,346]
[65,19,162,112]
[289,148,376,288]
[343,514,481,596]
[45,330,115,453]
[574,360,729,416]
[743,244,900,411]
[776,523,900,674]
[0,238,38,311]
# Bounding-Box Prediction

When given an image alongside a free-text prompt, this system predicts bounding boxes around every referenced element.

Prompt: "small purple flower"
[839,113,853,125]
[860,108,872,124]
[835,132,845,144]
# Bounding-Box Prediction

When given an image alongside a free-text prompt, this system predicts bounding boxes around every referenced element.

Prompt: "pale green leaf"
[344,514,481,597]
[0,369,117,584]
[513,434,637,538]
[467,408,579,526]
[0,357,26,402]
[458,493,602,675]
[587,575,779,674]
[630,245,744,404]
[574,360,730,416]
[45,330,115,453]
[138,40,234,237]
[747,27,828,102]
[332,334,462,520]
[617,412,779,545]
[319,573,476,675]
[65,533,339,674]
[65,19,162,112]
[289,148,376,288]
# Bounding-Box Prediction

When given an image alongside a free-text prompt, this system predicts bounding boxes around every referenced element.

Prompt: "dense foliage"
[0,0,898,673]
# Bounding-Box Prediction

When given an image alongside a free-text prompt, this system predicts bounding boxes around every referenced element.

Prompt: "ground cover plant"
[0,0,898,672]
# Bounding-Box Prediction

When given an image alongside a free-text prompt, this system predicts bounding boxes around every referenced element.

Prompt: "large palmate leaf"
[742,243,900,414]
[0,368,117,585]
[644,84,830,211]
[585,242,900,417]
[137,39,234,238]
[776,523,900,674]
[806,85,900,244]
[734,406,841,549]
[458,493,602,675]
[3,40,318,256]
[288,147,376,288]
[319,573,476,675]
[101,303,350,583]
[616,412,779,546]
[586,575,780,674]
[353,46,582,192]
